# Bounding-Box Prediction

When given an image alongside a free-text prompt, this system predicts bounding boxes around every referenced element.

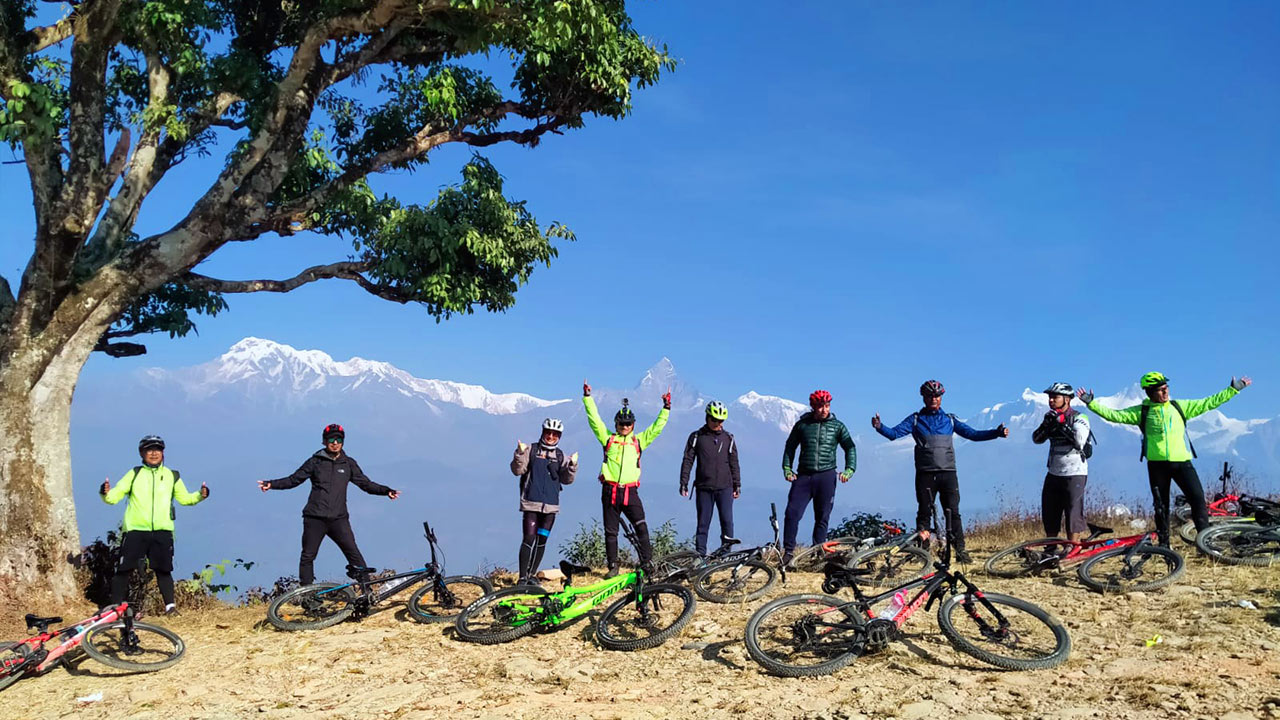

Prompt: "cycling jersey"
[875,408,1001,472]
[1086,386,1238,462]
[583,396,668,486]
[102,464,203,532]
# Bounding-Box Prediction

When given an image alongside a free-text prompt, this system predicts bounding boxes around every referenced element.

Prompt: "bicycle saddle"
[25,614,61,630]
[1085,523,1113,540]
[823,561,871,577]
[719,536,742,548]
[559,560,593,577]
[345,565,377,579]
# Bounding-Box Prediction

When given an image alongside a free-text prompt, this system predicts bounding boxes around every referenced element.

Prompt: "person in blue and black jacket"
[872,380,1008,564]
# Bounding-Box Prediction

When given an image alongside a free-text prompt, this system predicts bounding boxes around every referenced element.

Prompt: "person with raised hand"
[1078,372,1251,546]
[100,435,209,615]
[680,400,742,558]
[781,390,856,568]
[510,418,578,585]
[1032,383,1092,543]
[257,423,398,585]
[583,380,670,577]
[872,380,1008,564]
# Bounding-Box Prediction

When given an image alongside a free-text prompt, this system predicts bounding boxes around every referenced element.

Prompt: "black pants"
[601,485,651,568]
[519,511,556,580]
[915,471,965,551]
[110,530,176,606]
[1042,473,1088,537]
[783,470,838,554]
[300,515,368,585]
[1148,461,1208,545]
[694,487,735,556]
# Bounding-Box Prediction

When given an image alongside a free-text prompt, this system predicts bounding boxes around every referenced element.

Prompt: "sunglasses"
[325,437,345,444]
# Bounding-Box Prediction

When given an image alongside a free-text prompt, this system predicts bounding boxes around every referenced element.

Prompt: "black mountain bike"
[651,504,784,582]
[267,521,492,630]
[1195,509,1280,567]
[744,508,1071,677]
[691,503,788,603]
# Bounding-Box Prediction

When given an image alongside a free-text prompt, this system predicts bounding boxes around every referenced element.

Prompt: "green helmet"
[705,400,728,421]
[1140,371,1169,389]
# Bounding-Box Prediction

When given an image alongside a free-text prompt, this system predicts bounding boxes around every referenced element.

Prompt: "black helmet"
[920,380,946,398]
[1043,382,1075,397]
[614,399,636,425]
[138,435,165,452]
[322,423,345,442]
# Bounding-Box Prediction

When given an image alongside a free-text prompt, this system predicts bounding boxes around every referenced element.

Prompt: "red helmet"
[322,423,345,442]
[919,380,945,398]
[809,390,832,407]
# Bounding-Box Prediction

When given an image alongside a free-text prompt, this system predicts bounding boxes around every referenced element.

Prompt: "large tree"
[0,0,671,601]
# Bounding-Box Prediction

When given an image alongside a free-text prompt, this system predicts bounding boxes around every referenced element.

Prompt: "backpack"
[131,466,181,520]
[1137,400,1195,461]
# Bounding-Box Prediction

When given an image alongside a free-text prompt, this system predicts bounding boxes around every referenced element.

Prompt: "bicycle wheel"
[454,585,546,645]
[1076,545,1185,593]
[1178,516,1243,545]
[0,641,31,691]
[984,538,1071,578]
[937,591,1070,671]
[266,583,357,631]
[692,558,777,603]
[1196,523,1280,566]
[596,583,697,651]
[743,593,865,677]
[407,575,493,623]
[844,544,932,588]
[82,622,185,672]
[651,550,704,581]
[789,538,862,572]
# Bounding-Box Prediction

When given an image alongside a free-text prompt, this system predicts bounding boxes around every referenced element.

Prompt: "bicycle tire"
[1076,545,1185,593]
[984,538,1071,578]
[82,622,185,672]
[936,592,1070,671]
[0,641,31,691]
[844,544,932,588]
[1177,516,1240,545]
[454,585,546,645]
[595,583,697,651]
[743,593,865,677]
[1196,523,1280,566]
[788,538,862,572]
[407,575,493,623]
[692,558,777,603]
[266,583,357,631]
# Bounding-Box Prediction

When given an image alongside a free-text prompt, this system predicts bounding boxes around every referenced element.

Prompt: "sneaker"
[605,565,620,578]
[954,549,973,564]
[781,553,795,570]
[163,604,180,617]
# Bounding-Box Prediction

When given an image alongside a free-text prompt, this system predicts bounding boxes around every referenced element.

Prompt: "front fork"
[943,573,1009,639]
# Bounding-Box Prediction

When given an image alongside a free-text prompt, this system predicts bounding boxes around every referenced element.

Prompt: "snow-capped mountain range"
[70,338,1277,589]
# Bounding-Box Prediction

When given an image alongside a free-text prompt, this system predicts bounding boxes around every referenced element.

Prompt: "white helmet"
[542,418,564,433]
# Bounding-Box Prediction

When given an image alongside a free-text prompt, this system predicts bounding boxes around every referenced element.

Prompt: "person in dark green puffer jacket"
[781,390,856,565]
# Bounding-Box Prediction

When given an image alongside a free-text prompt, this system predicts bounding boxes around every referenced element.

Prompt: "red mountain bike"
[984,523,1185,593]
[1,603,185,691]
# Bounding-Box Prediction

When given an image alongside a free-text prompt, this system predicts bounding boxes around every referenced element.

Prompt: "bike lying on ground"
[984,523,1185,593]
[743,509,1071,677]
[1,603,184,691]
[690,503,787,603]
[650,505,784,582]
[267,521,491,631]
[455,518,696,651]
[1177,495,1280,544]
[1195,509,1280,567]
[819,524,934,589]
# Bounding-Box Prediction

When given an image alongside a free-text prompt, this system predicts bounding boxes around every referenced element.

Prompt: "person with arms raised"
[1078,372,1250,546]
[510,418,578,585]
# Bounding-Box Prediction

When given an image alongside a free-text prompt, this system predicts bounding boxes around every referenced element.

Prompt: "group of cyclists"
[100,370,1252,603]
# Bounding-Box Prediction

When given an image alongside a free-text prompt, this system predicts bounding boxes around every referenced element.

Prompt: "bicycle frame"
[314,522,450,609]
[1051,531,1158,566]
[493,572,641,627]
[3,603,132,676]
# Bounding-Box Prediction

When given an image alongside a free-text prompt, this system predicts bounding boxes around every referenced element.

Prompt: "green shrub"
[560,519,690,568]
[827,512,905,541]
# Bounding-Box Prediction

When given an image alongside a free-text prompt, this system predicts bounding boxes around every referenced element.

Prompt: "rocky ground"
[4,536,1279,720]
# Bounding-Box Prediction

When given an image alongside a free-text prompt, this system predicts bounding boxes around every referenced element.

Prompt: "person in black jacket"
[680,401,741,557]
[258,424,398,584]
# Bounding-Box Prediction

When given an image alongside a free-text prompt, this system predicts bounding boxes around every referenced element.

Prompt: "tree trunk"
[0,321,115,604]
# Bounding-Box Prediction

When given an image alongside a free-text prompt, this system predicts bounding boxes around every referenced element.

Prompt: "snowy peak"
[635,357,678,391]
[170,338,567,415]
[736,391,807,432]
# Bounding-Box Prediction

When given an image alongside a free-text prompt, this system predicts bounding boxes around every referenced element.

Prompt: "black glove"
[1078,389,1094,404]
[99,481,109,496]
[1040,411,1058,427]
[662,391,672,410]
[1231,377,1247,391]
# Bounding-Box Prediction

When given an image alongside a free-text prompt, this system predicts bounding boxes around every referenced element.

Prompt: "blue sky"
[3,1,1277,421]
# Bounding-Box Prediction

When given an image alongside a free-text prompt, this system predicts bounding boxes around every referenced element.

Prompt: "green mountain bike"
[455,519,696,651]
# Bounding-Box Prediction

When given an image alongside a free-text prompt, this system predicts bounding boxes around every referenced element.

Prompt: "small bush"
[827,512,906,541]
[560,518,689,568]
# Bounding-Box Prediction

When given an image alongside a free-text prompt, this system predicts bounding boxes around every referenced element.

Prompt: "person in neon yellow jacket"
[583,380,670,576]
[100,435,208,614]
[1077,372,1251,546]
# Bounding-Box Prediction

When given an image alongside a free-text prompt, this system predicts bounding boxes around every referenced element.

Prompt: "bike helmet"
[705,400,729,420]
[322,423,346,442]
[809,390,832,407]
[614,399,635,425]
[542,418,564,433]
[1043,382,1075,397]
[1140,371,1169,389]
[138,435,165,452]
[920,380,945,397]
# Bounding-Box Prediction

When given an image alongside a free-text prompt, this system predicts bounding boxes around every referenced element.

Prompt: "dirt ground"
[5,537,1280,720]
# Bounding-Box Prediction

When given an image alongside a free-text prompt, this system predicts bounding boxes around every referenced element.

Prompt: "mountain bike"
[1174,462,1240,521]
[650,504,784,582]
[1,603,184,691]
[1195,510,1280,566]
[455,518,696,651]
[691,503,787,603]
[984,523,1184,593]
[787,524,933,584]
[743,508,1070,677]
[267,521,491,631]
[1177,495,1280,544]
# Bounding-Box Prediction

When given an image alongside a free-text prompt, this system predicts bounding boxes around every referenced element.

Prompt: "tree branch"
[92,337,147,357]
[182,262,414,304]
[31,18,74,53]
